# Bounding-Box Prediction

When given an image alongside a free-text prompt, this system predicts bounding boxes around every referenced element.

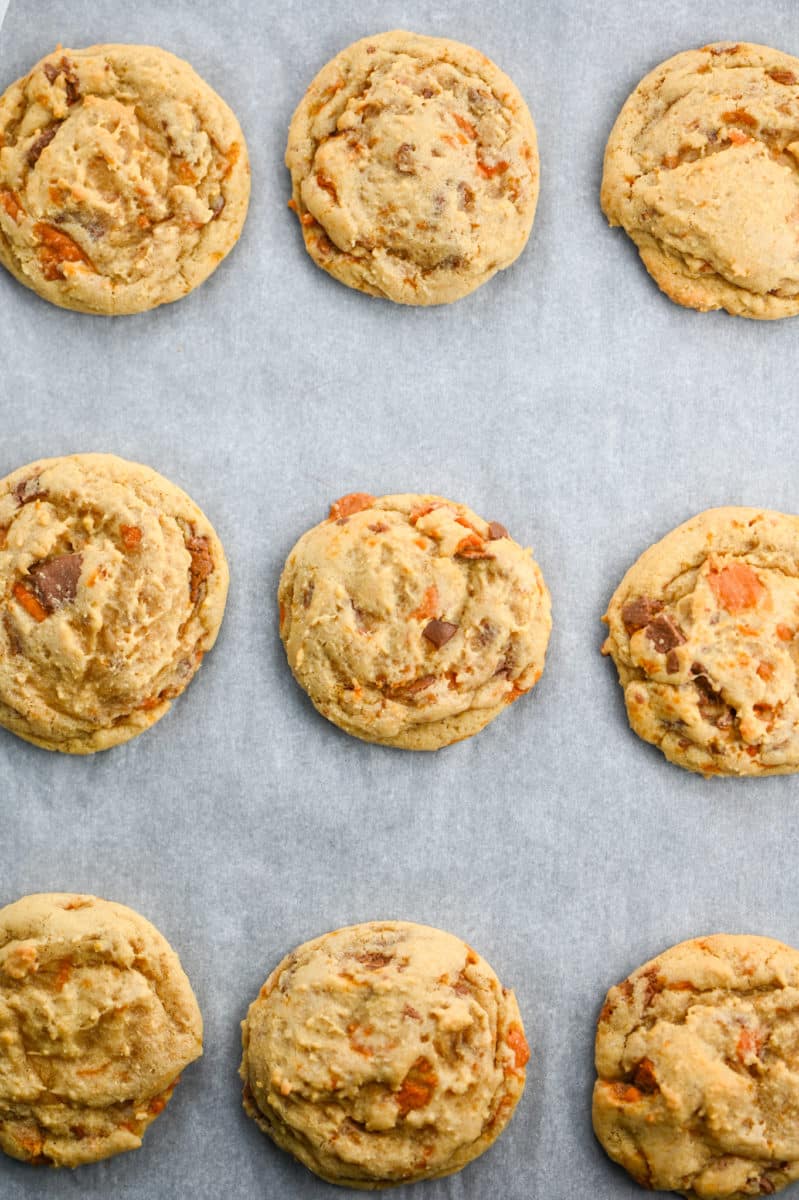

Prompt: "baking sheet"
[1,1,799,1196]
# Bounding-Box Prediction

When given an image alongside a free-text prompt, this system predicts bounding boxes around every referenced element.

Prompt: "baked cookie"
[593,934,799,1199]
[0,453,228,753]
[240,921,528,1188]
[0,44,249,314]
[286,30,539,304]
[602,42,799,318]
[279,492,551,749]
[0,892,202,1167]
[603,507,799,775]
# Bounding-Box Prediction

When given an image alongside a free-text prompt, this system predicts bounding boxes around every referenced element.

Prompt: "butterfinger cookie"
[286,30,539,304]
[240,921,529,1188]
[593,934,799,1198]
[0,453,228,753]
[0,892,202,1167]
[0,44,250,314]
[602,42,799,318]
[603,507,799,775]
[279,492,551,749]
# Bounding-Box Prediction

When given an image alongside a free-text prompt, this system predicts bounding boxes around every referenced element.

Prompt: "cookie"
[278,492,551,749]
[0,44,250,314]
[240,921,528,1189]
[0,453,228,753]
[603,507,799,775]
[286,30,539,305]
[0,892,202,1167]
[593,934,799,1199]
[601,42,799,318]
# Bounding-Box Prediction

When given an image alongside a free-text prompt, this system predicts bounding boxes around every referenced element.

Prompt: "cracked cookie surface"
[601,42,799,318]
[286,30,539,305]
[0,453,228,754]
[279,492,551,749]
[593,934,799,1199]
[603,507,799,776]
[0,892,202,1167]
[240,921,528,1189]
[0,44,250,314]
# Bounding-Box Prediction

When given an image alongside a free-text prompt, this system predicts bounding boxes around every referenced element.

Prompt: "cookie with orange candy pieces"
[603,506,799,775]
[240,921,529,1187]
[593,934,799,1197]
[278,492,551,749]
[0,892,202,1167]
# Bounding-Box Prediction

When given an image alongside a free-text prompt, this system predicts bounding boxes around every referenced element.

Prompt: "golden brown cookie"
[286,30,539,304]
[279,492,551,749]
[603,507,799,775]
[593,934,799,1199]
[602,42,799,318]
[0,453,228,753]
[240,921,528,1188]
[0,892,202,1167]
[0,44,250,314]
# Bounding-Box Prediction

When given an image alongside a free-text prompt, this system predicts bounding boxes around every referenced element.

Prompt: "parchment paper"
[1,1,798,1196]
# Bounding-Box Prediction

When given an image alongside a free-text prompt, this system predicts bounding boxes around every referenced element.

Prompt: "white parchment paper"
[1,1,799,1197]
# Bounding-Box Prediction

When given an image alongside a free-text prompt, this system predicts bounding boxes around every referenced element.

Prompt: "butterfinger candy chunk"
[240,921,528,1188]
[0,453,228,754]
[286,31,539,305]
[0,893,202,1167]
[0,44,250,314]
[603,507,799,776]
[602,43,799,319]
[278,492,551,749]
[593,934,799,1198]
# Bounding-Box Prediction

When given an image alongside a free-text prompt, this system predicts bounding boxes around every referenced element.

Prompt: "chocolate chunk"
[487,521,508,540]
[187,535,213,603]
[665,649,680,674]
[13,476,41,506]
[632,1058,659,1094]
[642,966,664,1008]
[210,195,225,219]
[397,674,436,695]
[61,59,80,106]
[395,143,416,174]
[27,125,58,168]
[422,619,458,649]
[646,613,686,654]
[354,952,393,970]
[621,596,663,634]
[28,553,83,612]
[43,62,60,84]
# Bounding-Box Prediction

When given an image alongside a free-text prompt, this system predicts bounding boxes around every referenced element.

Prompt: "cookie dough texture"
[279,492,551,749]
[593,934,799,1199]
[601,42,799,318]
[0,453,228,754]
[0,44,250,314]
[286,30,539,305]
[603,507,799,776]
[240,921,528,1188]
[0,892,202,1167]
